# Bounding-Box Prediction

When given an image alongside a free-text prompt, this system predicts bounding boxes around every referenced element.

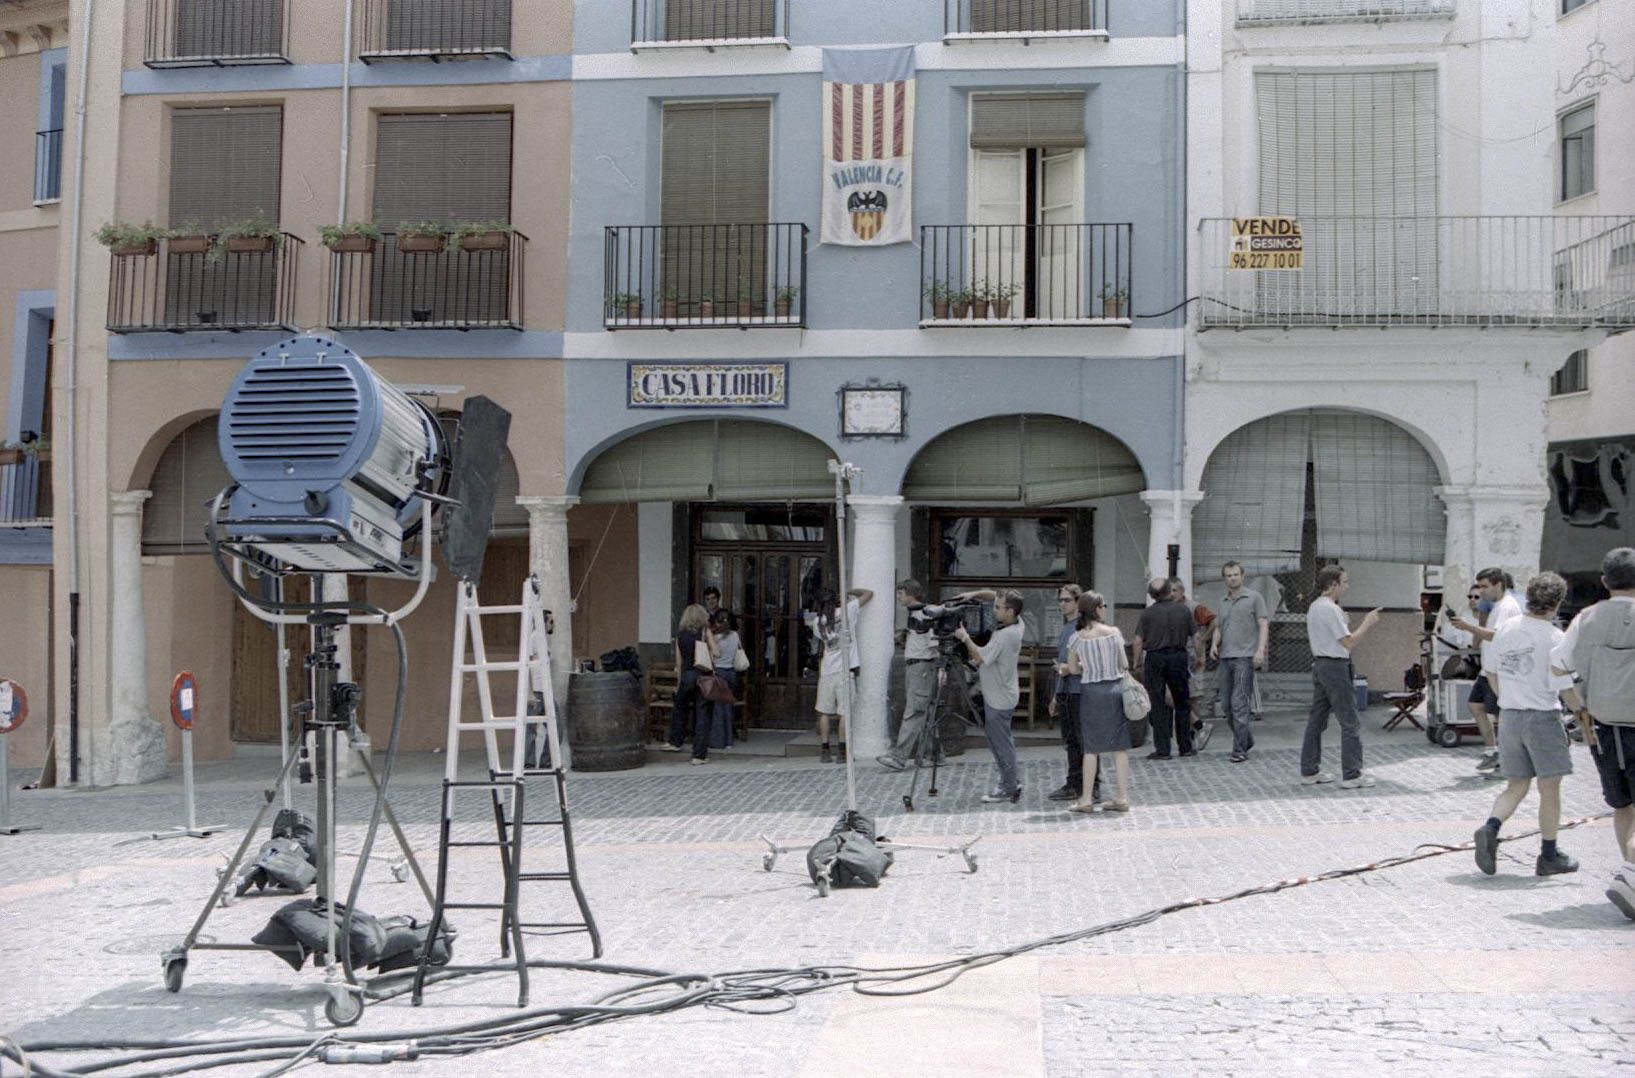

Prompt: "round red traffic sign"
[170,671,199,732]
[0,679,27,733]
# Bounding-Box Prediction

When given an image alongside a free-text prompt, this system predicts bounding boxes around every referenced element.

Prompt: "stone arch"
[899,414,1148,504]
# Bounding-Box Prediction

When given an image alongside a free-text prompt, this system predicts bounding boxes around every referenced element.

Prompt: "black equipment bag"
[252,900,388,972]
[806,811,893,889]
[599,646,642,675]
[235,809,320,896]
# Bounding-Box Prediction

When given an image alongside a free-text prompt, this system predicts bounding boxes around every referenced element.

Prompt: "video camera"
[908,598,994,649]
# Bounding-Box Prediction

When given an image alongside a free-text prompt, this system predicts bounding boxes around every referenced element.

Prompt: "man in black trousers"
[1132,577,1196,759]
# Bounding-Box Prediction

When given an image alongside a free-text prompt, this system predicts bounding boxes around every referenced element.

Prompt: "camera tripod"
[900,645,974,812]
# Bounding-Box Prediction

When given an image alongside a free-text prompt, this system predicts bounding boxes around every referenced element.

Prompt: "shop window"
[930,510,1075,645]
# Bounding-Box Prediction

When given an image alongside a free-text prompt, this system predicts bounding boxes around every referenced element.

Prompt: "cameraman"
[954,589,1027,804]
[877,579,939,772]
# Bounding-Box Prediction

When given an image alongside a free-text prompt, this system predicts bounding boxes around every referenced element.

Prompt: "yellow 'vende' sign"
[1229,217,1303,270]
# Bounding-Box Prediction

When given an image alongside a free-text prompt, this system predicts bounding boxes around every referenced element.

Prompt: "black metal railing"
[145,0,289,67]
[944,0,1107,37]
[107,233,302,333]
[33,128,62,204]
[919,223,1132,324]
[604,224,808,329]
[1237,0,1455,24]
[329,231,527,329]
[360,0,512,60]
[631,0,788,45]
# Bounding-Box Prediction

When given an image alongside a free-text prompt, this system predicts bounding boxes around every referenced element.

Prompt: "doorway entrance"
[692,504,835,725]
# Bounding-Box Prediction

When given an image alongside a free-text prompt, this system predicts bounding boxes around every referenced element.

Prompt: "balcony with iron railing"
[1236,0,1455,24]
[1,447,52,531]
[631,0,790,49]
[919,223,1133,326]
[144,0,289,67]
[943,0,1108,42]
[604,224,808,329]
[34,128,62,205]
[329,231,528,329]
[359,0,512,61]
[107,233,303,333]
[1197,215,1635,330]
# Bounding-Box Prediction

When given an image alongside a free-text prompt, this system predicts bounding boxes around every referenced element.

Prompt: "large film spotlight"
[215,334,449,577]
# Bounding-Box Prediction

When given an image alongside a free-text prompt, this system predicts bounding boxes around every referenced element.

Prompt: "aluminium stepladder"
[411,575,602,1007]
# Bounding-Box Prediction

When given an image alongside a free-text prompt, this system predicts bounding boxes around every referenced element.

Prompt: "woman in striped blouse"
[1065,590,1133,813]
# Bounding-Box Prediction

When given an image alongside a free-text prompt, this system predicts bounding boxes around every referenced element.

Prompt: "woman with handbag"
[709,609,749,751]
[1065,590,1135,813]
[664,604,718,764]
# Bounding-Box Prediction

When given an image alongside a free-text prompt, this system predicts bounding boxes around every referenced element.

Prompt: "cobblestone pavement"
[1,711,1632,1076]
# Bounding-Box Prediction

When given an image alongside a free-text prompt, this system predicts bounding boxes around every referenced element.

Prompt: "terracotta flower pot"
[700,300,716,318]
[400,234,446,254]
[994,298,1012,318]
[951,302,970,319]
[661,300,678,319]
[225,234,274,254]
[327,234,376,254]
[737,299,755,317]
[775,299,791,317]
[169,234,212,255]
[972,300,991,319]
[623,301,642,319]
[1102,299,1125,319]
[931,300,949,319]
[111,241,157,257]
[459,230,509,252]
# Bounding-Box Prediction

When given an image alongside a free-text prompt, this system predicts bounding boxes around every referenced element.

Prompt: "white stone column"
[1437,485,1549,597]
[1140,490,1206,595]
[520,496,578,726]
[97,491,166,787]
[847,494,902,759]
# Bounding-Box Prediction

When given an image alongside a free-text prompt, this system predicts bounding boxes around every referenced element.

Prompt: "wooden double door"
[693,505,834,726]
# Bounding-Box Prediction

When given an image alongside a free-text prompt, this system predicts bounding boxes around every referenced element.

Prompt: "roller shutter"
[143,416,232,554]
[969,92,1087,150]
[902,415,1144,505]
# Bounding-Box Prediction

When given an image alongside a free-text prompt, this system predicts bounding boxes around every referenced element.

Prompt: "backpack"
[1572,601,1635,725]
[806,811,893,889]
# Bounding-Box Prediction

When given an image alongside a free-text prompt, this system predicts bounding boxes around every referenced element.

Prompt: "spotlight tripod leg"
[902,665,949,812]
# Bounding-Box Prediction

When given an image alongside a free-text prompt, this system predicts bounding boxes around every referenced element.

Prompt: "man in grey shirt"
[955,589,1026,804]
[1302,565,1382,788]
[1210,561,1269,763]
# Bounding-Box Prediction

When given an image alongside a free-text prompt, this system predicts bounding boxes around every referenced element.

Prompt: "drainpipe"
[338,0,354,223]
[1172,0,1189,574]
[60,0,96,784]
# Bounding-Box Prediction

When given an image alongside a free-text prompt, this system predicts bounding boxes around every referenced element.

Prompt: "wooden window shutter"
[969,93,1087,150]
[169,106,282,229]
[372,112,513,226]
[661,101,770,225]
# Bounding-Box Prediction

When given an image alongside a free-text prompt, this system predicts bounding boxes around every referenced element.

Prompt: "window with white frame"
[1551,350,1589,396]
[1559,101,1595,201]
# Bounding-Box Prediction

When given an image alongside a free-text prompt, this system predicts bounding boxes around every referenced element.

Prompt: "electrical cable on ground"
[4,812,1613,1078]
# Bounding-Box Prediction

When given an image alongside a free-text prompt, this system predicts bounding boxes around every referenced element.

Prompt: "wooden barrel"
[567,672,644,772]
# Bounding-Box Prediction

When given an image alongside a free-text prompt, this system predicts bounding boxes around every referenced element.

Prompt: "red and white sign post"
[0,678,39,835]
[151,672,224,840]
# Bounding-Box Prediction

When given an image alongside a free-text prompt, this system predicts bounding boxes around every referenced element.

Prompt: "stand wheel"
[965,854,979,873]
[761,853,775,872]
[324,987,363,1027]
[391,861,409,884]
[1426,723,1441,745]
[1437,725,1462,748]
[163,956,187,993]
[902,795,915,812]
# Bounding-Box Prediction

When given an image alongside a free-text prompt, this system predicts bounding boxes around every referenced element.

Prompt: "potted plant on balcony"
[451,220,512,252]
[168,220,213,256]
[989,280,1020,318]
[319,221,382,254]
[661,286,679,320]
[736,281,757,318]
[970,279,993,320]
[216,215,282,260]
[949,286,973,320]
[923,281,952,319]
[774,284,799,318]
[95,221,169,257]
[397,221,448,254]
[612,291,643,320]
[0,436,49,467]
[698,292,716,319]
[1100,284,1129,320]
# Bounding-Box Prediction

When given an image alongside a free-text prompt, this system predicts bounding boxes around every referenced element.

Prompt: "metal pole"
[276,618,292,811]
[828,459,860,813]
[182,729,198,832]
[0,735,40,834]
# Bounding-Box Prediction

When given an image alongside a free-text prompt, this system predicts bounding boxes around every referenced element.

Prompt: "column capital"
[847,494,904,519]
[109,490,152,515]
[517,495,579,521]
[1140,490,1206,511]
[1434,485,1549,509]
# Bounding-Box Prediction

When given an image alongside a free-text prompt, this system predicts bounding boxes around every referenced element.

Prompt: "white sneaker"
[1339,773,1377,789]
[1301,771,1336,785]
[1476,751,1500,773]
[1609,870,1635,922]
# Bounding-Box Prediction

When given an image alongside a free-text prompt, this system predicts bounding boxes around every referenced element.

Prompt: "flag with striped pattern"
[821,46,914,247]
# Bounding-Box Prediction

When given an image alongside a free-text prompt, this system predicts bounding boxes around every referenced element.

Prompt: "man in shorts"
[1552,547,1635,920]
[807,588,873,763]
[1473,572,1578,877]
[1452,568,1522,773]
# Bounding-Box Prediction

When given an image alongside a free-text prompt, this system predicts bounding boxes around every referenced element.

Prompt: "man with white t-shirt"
[1472,572,1579,878]
[1451,567,1523,773]
[806,587,873,763]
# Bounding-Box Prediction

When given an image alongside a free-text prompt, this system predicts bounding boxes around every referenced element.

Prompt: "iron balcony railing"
[604,224,808,329]
[1198,215,1635,330]
[359,0,512,60]
[0,454,51,526]
[943,0,1107,39]
[329,231,527,330]
[1236,0,1455,24]
[144,0,289,67]
[34,128,62,204]
[919,223,1133,325]
[631,0,789,47]
[107,233,303,333]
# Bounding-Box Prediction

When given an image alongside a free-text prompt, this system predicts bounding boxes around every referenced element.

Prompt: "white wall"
[637,501,671,643]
